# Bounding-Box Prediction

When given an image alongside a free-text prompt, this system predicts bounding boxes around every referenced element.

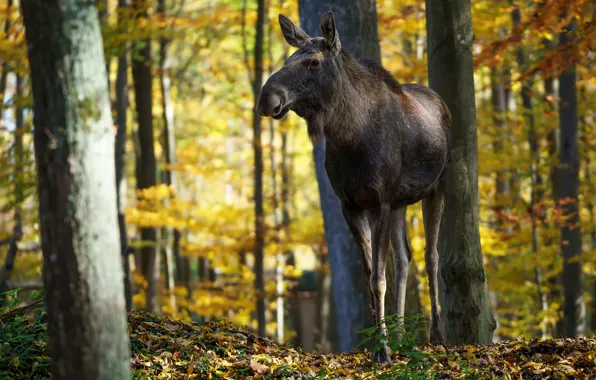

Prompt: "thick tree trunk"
[298,0,378,352]
[251,0,266,337]
[425,0,496,344]
[132,0,159,313]
[115,0,132,312]
[557,17,585,338]
[20,2,131,378]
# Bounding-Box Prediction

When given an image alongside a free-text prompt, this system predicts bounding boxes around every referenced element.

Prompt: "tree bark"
[558,17,585,338]
[298,0,379,352]
[132,0,159,313]
[115,0,132,312]
[20,1,131,378]
[425,0,496,345]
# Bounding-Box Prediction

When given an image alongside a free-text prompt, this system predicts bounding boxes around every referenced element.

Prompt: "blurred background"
[0,0,594,351]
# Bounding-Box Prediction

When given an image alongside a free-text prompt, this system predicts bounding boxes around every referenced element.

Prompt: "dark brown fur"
[257,12,450,363]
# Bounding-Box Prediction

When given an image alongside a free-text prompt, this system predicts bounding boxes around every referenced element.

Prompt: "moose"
[257,12,451,363]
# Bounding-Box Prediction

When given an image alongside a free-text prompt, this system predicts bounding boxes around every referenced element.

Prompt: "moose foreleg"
[390,207,411,327]
[342,207,375,314]
[422,189,446,344]
[370,203,392,364]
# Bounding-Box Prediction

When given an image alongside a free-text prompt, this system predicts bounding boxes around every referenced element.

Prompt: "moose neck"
[307,49,388,149]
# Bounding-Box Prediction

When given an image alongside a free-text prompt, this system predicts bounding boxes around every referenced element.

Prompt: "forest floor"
[1,301,595,379]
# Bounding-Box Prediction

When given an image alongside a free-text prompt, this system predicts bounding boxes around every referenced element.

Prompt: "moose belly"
[325,154,446,210]
[390,164,445,209]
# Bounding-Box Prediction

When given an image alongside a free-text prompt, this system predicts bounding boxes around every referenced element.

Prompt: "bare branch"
[5,279,43,290]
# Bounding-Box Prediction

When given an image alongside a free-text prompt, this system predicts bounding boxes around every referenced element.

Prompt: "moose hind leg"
[342,206,375,314]
[390,207,411,327]
[370,203,392,364]
[422,188,446,344]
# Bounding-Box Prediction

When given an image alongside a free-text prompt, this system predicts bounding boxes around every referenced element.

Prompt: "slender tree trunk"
[132,0,159,313]
[115,0,132,312]
[0,0,13,107]
[489,65,509,339]
[580,86,596,334]
[511,2,548,338]
[426,0,496,344]
[280,127,299,345]
[490,66,510,230]
[158,0,177,317]
[315,250,332,350]
[298,0,378,352]
[269,118,284,342]
[404,256,425,343]
[0,74,24,299]
[97,0,110,86]
[266,14,285,342]
[558,17,585,338]
[543,38,562,337]
[250,0,267,337]
[20,1,131,377]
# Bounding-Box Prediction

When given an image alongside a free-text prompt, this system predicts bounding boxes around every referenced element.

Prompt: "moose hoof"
[373,346,392,365]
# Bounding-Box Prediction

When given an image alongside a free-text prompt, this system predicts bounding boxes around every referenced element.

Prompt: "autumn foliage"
[0,0,594,355]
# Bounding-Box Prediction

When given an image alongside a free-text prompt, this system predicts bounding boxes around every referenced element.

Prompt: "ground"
[0,302,595,379]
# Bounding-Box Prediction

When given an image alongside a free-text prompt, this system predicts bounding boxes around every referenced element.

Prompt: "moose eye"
[307,58,321,70]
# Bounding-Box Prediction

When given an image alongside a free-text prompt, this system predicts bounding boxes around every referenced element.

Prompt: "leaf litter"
[1,303,595,379]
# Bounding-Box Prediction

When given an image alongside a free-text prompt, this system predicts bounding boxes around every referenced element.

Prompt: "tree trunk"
[511,2,548,338]
[132,0,159,313]
[580,86,596,334]
[269,119,284,342]
[558,17,585,338]
[251,0,266,337]
[298,0,378,352]
[543,37,562,337]
[115,0,132,312]
[0,74,24,300]
[158,0,177,317]
[0,0,13,107]
[97,0,110,91]
[490,66,510,231]
[280,127,298,345]
[20,2,131,378]
[425,0,496,345]
[404,257,426,344]
[267,19,285,342]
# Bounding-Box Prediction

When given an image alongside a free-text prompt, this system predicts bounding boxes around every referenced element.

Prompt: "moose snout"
[256,87,286,117]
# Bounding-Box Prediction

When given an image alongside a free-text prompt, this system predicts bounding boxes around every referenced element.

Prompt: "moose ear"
[279,14,310,48]
[320,11,341,54]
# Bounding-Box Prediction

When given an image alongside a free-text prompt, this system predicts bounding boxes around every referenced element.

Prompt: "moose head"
[256,12,343,124]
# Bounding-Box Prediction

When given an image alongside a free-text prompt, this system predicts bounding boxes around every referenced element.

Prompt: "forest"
[0,0,594,378]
